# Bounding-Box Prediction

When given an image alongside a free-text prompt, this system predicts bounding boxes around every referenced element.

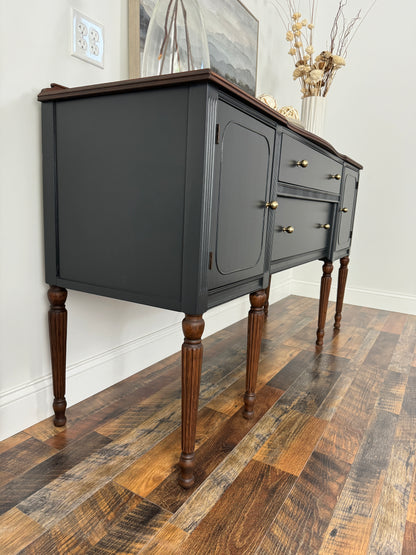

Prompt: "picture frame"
[128,0,259,96]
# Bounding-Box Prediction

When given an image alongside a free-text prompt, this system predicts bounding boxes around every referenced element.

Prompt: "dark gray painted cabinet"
[39,71,363,486]
[39,70,361,316]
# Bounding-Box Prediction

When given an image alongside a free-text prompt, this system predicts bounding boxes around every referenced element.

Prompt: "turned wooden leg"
[316,260,333,347]
[334,256,350,330]
[47,286,68,426]
[178,314,205,489]
[244,289,267,419]
[264,276,271,319]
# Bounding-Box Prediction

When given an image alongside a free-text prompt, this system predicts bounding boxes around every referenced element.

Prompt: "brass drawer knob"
[331,174,341,180]
[265,200,279,210]
[319,224,331,229]
[341,207,349,213]
[282,226,295,234]
[296,159,309,168]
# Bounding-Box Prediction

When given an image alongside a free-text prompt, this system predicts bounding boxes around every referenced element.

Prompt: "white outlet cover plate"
[72,9,104,68]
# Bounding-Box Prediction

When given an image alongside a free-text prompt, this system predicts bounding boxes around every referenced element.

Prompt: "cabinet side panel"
[55,88,188,308]
[41,102,58,284]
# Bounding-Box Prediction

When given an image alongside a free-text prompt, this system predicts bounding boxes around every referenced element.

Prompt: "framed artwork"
[128,0,259,96]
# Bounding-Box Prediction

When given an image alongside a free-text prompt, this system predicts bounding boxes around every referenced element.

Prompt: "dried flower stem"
[273,0,376,97]
[159,0,194,74]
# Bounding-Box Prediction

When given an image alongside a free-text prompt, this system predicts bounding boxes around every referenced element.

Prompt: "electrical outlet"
[72,9,104,68]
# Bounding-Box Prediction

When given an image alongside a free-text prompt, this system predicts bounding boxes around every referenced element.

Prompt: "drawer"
[271,197,333,263]
[279,134,342,194]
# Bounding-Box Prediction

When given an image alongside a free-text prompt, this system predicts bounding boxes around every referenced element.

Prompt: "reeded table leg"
[178,314,205,489]
[244,290,266,419]
[334,256,350,330]
[47,285,68,426]
[316,260,333,347]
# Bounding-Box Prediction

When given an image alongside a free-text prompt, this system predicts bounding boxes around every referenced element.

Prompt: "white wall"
[1,0,413,440]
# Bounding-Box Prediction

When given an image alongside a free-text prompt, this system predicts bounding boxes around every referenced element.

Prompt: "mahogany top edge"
[38,69,362,170]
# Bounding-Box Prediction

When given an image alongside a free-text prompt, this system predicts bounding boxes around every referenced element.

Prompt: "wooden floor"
[1,295,416,554]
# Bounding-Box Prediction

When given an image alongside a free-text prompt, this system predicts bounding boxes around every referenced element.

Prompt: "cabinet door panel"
[208,101,275,290]
[336,169,358,251]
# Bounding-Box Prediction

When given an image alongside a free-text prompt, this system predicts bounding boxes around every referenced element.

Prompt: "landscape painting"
[139,0,258,95]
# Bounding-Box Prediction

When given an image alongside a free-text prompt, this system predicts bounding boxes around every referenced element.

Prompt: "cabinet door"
[335,168,359,252]
[208,101,275,290]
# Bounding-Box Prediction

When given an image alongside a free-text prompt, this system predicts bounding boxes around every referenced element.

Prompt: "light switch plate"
[71,9,104,68]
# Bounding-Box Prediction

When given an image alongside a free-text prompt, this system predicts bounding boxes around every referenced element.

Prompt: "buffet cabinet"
[39,70,361,488]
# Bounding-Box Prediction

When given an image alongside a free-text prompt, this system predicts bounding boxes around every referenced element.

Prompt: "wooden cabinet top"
[38,69,362,170]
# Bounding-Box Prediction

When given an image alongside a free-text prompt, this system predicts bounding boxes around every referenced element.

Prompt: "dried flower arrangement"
[274,0,376,98]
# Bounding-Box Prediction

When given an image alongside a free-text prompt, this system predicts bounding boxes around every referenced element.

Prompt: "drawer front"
[279,134,342,194]
[272,197,333,262]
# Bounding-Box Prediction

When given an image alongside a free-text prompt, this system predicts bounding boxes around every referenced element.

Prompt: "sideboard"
[38,70,362,488]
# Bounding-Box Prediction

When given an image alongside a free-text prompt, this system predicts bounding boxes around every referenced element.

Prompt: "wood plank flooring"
[1,295,416,554]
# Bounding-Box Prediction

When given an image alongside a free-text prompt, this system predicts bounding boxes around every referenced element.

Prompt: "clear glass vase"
[142,0,210,77]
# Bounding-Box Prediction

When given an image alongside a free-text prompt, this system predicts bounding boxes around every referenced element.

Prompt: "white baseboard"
[0,275,292,441]
[268,272,293,306]
[292,279,416,315]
